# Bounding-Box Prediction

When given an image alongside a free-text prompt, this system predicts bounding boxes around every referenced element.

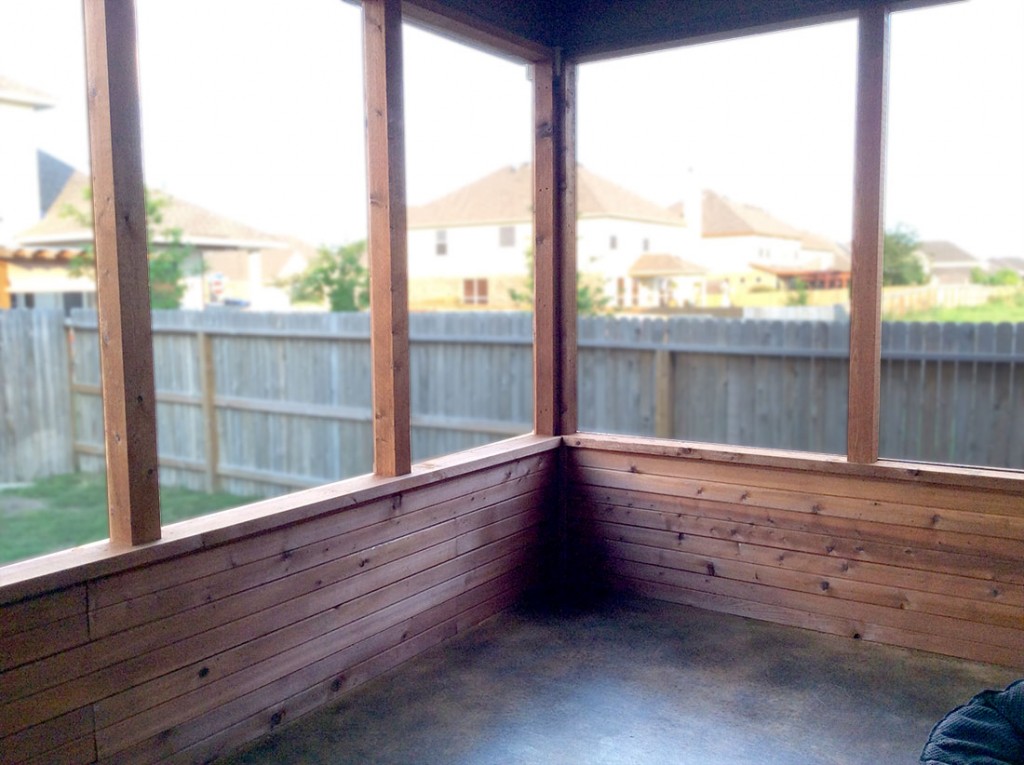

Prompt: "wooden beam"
[82,0,161,545]
[533,57,577,436]
[401,0,552,64]
[364,0,412,476]
[847,5,888,465]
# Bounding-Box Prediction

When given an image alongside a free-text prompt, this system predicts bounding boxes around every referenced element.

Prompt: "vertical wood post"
[654,349,674,438]
[364,0,411,476]
[83,0,161,545]
[847,6,888,464]
[533,55,577,436]
[198,332,220,492]
[65,325,81,473]
[0,261,9,309]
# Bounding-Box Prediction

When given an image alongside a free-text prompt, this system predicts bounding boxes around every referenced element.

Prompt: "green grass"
[885,290,1024,323]
[0,473,258,565]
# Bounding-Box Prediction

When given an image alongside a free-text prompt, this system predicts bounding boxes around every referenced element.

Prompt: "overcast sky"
[1,0,1020,258]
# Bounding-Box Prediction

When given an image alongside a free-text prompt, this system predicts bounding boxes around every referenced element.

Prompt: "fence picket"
[1,311,1020,492]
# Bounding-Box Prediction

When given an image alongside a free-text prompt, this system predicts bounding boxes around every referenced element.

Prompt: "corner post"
[848,5,889,464]
[533,53,578,436]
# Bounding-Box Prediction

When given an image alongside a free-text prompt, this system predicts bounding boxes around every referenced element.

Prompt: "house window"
[642,238,650,252]
[609,235,618,250]
[435,230,448,256]
[499,226,515,247]
[462,278,488,305]
[616,277,626,308]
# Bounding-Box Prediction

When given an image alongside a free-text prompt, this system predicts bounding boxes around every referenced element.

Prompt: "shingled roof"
[628,253,706,278]
[917,241,979,265]
[408,163,684,229]
[18,171,285,250]
[700,190,803,240]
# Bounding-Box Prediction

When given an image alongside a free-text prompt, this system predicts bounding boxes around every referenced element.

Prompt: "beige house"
[670,190,850,299]
[8,168,314,311]
[915,240,982,285]
[407,163,690,309]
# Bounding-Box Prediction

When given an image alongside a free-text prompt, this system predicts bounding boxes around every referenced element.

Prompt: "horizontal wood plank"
[97,561,533,764]
[0,585,86,638]
[573,500,1024,600]
[617,576,1021,669]
[568,445,1024,518]
[602,558,1021,653]
[2,706,93,765]
[582,526,1021,628]
[89,453,551,610]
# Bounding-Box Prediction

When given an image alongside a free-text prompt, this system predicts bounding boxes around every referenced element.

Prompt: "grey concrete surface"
[221,597,1019,765]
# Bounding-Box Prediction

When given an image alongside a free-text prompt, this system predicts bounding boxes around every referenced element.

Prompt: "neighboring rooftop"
[628,253,706,278]
[0,74,55,109]
[408,163,685,229]
[699,190,803,240]
[917,240,980,266]
[18,170,287,250]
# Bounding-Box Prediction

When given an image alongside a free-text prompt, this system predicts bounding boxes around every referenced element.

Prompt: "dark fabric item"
[921,679,1024,765]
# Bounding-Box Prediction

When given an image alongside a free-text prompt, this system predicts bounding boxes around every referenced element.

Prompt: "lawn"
[885,290,1024,323]
[0,473,257,565]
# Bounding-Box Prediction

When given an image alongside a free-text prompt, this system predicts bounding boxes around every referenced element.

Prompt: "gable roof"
[0,75,54,109]
[917,240,979,266]
[628,253,706,278]
[18,170,286,250]
[408,163,684,229]
[700,190,803,240]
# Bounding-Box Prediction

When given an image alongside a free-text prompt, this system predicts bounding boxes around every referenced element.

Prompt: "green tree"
[508,246,610,316]
[971,267,1020,287]
[290,240,369,311]
[64,188,198,309]
[883,224,927,286]
[786,277,809,306]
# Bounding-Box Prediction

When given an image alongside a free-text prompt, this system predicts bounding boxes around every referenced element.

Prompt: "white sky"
[1,0,1021,258]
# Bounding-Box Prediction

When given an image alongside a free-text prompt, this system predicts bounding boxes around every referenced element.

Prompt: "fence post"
[198,331,221,493]
[654,348,674,439]
[65,323,80,473]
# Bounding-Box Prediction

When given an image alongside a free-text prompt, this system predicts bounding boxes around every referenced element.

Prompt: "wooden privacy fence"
[1,310,1021,489]
[0,310,73,483]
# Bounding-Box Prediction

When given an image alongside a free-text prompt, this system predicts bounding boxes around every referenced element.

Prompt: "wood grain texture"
[847,5,888,464]
[533,58,577,436]
[0,448,551,761]
[566,444,1024,668]
[364,0,411,477]
[82,0,161,544]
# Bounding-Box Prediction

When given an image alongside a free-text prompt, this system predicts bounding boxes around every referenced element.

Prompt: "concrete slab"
[221,597,1019,765]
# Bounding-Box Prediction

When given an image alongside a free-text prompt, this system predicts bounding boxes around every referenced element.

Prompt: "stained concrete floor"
[222,597,1019,765]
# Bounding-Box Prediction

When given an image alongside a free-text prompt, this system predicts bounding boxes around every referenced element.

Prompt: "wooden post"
[65,325,80,473]
[363,0,411,476]
[847,5,888,465]
[533,55,577,436]
[0,261,9,309]
[198,332,220,492]
[654,349,674,438]
[83,0,161,545]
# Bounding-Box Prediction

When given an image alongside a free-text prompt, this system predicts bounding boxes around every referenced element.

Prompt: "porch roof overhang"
[393,0,960,61]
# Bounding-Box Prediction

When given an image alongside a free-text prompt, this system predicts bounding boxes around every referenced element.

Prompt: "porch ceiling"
[403,0,954,60]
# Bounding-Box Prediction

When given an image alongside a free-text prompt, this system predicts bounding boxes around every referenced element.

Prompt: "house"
[1,1,1019,764]
[0,76,54,247]
[916,240,983,285]
[407,163,689,308]
[681,190,851,295]
[3,163,315,311]
[988,256,1024,279]
[0,77,314,311]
